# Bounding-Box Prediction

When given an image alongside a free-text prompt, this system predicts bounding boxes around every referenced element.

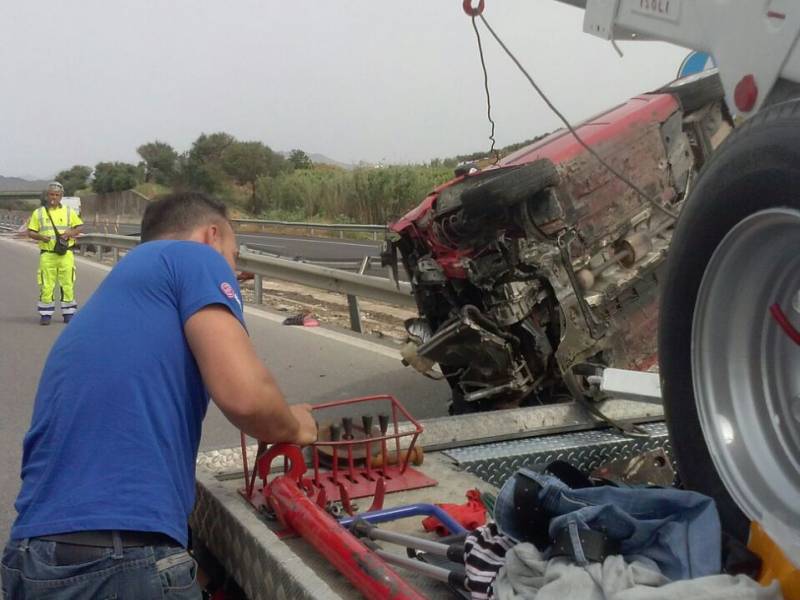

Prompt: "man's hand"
[289,404,317,446]
[28,231,50,243]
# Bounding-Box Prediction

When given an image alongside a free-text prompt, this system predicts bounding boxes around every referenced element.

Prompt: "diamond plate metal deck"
[443,422,670,487]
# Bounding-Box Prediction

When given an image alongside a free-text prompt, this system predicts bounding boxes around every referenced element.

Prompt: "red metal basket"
[240,394,436,511]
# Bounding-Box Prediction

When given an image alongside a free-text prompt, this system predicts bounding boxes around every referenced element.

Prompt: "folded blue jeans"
[494,468,721,581]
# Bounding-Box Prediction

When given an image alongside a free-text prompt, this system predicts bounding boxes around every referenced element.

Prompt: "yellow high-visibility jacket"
[28,205,83,252]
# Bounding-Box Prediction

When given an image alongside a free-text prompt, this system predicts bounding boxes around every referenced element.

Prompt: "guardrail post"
[254,274,263,305]
[346,256,371,333]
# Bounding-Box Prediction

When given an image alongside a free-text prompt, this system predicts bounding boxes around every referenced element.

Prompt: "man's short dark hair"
[141,191,229,242]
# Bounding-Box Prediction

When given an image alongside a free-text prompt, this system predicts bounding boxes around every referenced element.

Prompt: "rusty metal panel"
[443,422,670,488]
[556,121,673,250]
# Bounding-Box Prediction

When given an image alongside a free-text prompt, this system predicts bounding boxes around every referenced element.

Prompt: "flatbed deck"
[191,399,666,600]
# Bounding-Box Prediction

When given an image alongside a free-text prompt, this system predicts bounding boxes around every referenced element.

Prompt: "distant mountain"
[0,175,49,192]
[279,151,354,171]
[307,153,354,170]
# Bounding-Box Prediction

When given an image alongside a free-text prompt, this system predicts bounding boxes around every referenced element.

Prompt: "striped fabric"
[61,302,78,315]
[464,522,517,600]
[37,302,55,317]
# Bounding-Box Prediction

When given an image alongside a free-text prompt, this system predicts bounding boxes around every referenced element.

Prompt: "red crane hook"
[463,0,485,17]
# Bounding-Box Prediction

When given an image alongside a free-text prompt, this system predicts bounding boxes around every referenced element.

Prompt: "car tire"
[659,98,800,542]
[460,159,559,216]
[657,69,724,113]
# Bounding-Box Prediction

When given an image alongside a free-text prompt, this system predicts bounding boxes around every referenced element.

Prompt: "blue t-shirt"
[11,240,245,547]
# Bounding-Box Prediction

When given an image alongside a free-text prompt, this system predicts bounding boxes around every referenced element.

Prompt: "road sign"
[678,51,715,78]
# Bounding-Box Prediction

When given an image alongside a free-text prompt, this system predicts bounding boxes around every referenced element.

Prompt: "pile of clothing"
[457,464,783,600]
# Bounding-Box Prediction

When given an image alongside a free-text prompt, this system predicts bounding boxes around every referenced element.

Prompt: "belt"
[38,530,179,548]
[512,473,550,550]
[550,526,619,564]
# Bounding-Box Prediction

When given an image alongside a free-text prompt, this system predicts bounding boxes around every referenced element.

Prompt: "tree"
[92,162,142,193]
[221,141,281,213]
[288,149,312,170]
[177,132,236,194]
[136,141,178,185]
[54,165,92,195]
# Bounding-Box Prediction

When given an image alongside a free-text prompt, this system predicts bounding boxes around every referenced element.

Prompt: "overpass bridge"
[0,190,42,201]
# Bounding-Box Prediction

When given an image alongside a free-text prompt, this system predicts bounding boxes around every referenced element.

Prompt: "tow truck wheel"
[659,99,800,561]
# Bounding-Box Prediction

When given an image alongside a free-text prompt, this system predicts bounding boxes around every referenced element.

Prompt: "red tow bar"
[261,444,426,600]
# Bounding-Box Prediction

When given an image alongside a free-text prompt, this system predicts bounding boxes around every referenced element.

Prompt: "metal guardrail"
[3,211,388,240]
[232,218,385,232]
[238,251,414,308]
[0,212,27,224]
[71,233,414,330]
[232,218,386,240]
[0,213,28,234]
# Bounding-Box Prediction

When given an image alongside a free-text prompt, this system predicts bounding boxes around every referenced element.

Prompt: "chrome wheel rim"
[693,207,800,564]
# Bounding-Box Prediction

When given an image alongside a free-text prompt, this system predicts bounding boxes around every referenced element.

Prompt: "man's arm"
[64,211,84,239]
[185,305,316,444]
[63,225,84,239]
[27,229,50,243]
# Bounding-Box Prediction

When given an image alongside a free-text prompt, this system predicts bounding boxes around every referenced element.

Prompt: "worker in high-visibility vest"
[27,182,84,325]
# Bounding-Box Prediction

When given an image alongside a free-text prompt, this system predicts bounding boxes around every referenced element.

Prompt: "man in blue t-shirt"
[1,192,317,599]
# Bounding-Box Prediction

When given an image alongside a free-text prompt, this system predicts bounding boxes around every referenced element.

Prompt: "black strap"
[39,530,178,548]
[544,460,595,489]
[550,525,619,564]
[512,474,550,550]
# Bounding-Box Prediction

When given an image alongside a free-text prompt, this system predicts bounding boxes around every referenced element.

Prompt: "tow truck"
[190,2,800,598]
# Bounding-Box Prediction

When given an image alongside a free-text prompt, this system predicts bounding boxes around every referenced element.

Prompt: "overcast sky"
[0,1,690,179]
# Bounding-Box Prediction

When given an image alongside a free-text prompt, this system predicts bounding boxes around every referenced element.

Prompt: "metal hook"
[462,0,485,17]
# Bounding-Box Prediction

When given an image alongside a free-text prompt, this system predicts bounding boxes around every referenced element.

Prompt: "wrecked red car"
[383,71,731,413]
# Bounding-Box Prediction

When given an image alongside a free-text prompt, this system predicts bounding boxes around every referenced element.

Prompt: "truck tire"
[763,77,800,108]
[659,99,800,543]
[657,69,724,113]
[461,159,559,216]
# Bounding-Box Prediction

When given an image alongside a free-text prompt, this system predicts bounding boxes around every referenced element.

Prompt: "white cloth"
[492,543,782,600]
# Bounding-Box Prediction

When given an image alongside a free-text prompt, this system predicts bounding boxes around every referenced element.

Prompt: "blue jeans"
[494,468,721,581]
[1,537,202,599]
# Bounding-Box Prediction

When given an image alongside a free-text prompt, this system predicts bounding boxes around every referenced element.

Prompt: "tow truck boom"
[558,0,800,116]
